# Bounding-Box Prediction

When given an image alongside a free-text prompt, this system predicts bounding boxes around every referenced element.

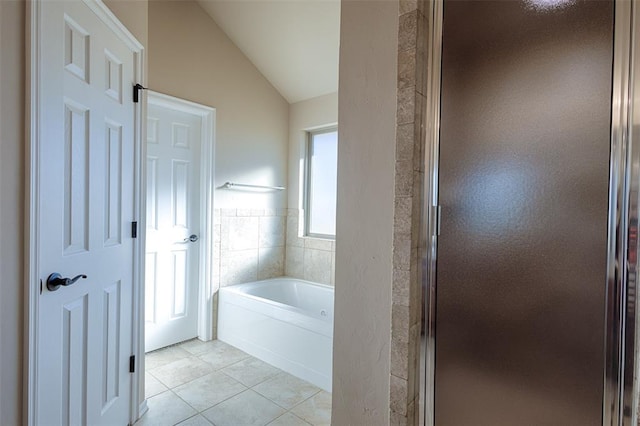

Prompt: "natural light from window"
[306,128,338,238]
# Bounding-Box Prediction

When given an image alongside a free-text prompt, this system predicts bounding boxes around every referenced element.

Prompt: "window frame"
[304,126,338,239]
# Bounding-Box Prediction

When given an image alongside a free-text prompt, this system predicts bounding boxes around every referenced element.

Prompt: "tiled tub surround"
[214,208,287,288]
[140,339,331,426]
[218,278,334,392]
[284,210,336,286]
[214,208,335,289]
[213,208,335,339]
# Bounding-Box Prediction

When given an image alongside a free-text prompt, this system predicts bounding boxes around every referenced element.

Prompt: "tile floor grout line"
[143,339,331,426]
[148,359,212,390]
[251,385,321,412]
[279,411,313,426]
[168,387,209,418]
[218,365,283,389]
[171,412,206,426]
[188,384,249,415]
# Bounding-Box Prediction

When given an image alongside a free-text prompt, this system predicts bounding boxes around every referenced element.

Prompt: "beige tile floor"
[136,339,331,426]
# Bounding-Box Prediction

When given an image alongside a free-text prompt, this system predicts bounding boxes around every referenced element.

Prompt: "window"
[305,128,338,238]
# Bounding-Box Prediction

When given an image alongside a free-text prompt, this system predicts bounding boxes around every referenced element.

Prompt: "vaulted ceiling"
[197,0,340,104]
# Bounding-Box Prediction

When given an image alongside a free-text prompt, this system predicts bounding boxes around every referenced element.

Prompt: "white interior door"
[145,97,202,352]
[34,1,141,425]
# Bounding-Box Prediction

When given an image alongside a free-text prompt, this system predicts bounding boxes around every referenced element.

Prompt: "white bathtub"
[217,277,334,391]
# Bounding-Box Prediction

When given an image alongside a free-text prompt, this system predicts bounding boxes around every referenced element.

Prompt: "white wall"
[285,93,338,285]
[103,0,148,50]
[148,0,289,211]
[332,0,399,424]
[0,2,25,424]
[287,92,338,209]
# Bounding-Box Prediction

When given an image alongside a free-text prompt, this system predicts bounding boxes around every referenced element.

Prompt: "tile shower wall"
[285,209,336,286]
[390,1,428,424]
[214,208,287,288]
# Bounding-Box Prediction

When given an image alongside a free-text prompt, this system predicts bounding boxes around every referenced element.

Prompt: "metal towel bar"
[222,182,285,191]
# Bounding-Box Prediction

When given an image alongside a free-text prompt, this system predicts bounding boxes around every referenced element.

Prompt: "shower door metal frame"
[418,0,640,425]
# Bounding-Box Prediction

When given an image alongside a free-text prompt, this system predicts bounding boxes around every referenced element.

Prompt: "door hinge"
[129,355,135,373]
[133,83,147,103]
[131,221,138,239]
[435,205,442,236]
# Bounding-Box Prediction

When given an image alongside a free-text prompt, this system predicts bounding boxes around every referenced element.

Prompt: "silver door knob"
[183,234,199,243]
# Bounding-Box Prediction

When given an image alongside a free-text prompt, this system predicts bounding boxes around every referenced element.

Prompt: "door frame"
[25,1,146,424]
[419,1,640,425]
[145,90,217,345]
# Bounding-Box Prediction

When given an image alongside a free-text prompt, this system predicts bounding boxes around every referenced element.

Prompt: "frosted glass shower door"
[434,0,614,424]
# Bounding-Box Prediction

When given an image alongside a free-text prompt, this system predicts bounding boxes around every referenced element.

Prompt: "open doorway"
[138,1,339,425]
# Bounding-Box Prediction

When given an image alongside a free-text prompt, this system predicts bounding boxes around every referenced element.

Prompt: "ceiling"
[197,0,340,104]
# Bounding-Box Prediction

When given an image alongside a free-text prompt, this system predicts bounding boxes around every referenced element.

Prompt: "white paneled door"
[145,96,203,352]
[34,1,141,425]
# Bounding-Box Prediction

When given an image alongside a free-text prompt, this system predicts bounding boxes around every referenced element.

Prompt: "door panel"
[145,101,202,352]
[104,121,123,247]
[435,1,614,424]
[37,1,137,424]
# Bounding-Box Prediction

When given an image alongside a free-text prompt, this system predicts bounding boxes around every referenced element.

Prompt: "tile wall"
[213,208,335,288]
[214,208,287,288]
[284,209,336,286]
[390,0,428,424]
[212,208,335,338]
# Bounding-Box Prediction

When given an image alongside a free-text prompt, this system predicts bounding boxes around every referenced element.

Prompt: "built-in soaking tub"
[217,277,334,392]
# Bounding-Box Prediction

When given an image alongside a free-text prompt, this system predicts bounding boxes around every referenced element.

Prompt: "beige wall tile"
[220,249,258,286]
[394,196,413,236]
[390,336,409,379]
[258,246,285,280]
[398,11,418,52]
[413,121,424,172]
[228,217,260,251]
[304,238,333,251]
[260,216,286,248]
[395,160,414,197]
[390,375,408,416]
[277,208,289,217]
[285,210,336,285]
[221,208,237,217]
[396,123,415,163]
[396,87,416,125]
[286,216,304,247]
[398,48,417,90]
[331,250,336,286]
[399,0,418,15]
[393,232,412,272]
[393,269,411,307]
[285,246,305,278]
[392,304,410,343]
[303,249,332,285]
[407,324,420,400]
[390,410,410,426]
